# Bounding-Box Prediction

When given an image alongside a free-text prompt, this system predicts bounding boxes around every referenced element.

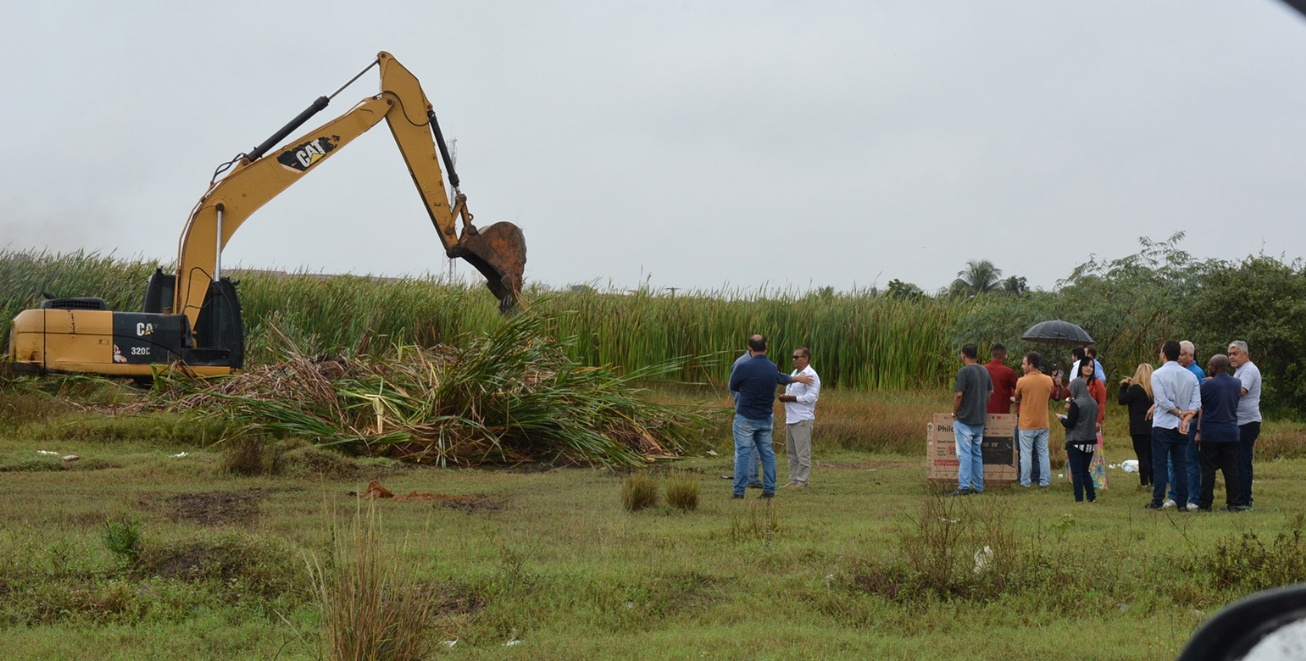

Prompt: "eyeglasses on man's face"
[792,355,804,360]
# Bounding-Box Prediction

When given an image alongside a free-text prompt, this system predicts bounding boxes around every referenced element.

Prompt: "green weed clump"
[153,312,713,468]
[622,473,659,512]
[665,472,699,511]
[217,434,282,476]
[730,501,781,542]
[309,504,434,661]
[101,517,141,565]
[1201,514,1306,592]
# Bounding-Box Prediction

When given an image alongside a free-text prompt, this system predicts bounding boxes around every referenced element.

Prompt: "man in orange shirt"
[1012,351,1054,488]
[985,344,1019,414]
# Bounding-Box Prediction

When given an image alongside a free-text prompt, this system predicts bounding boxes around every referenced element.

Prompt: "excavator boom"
[175,52,524,328]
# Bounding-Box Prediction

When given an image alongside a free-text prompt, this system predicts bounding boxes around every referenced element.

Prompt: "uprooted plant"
[148,311,716,468]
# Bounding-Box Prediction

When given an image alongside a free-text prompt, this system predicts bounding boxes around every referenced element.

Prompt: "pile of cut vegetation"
[151,312,712,468]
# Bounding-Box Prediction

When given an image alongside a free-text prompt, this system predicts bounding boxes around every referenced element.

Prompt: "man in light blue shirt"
[1166,341,1206,509]
[1228,340,1262,510]
[1147,340,1202,510]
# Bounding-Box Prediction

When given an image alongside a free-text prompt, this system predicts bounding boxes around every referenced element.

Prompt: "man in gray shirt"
[1228,340,1262,510]
[951,343,993,496]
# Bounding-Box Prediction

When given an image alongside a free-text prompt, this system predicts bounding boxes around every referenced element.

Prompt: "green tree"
[885,278,924,300]
[951,260,1003,297]
[1183,255,1306,416]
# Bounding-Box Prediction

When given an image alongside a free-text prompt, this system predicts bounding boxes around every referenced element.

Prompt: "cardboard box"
[926,413,1019,486]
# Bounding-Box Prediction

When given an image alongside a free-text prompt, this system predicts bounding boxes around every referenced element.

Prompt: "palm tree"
[952,259,1003,296]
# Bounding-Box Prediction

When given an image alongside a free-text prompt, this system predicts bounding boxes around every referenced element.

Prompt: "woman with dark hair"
[1059,378,1100,503]
[1079,360,1107,430]
[1119,363,1156,487]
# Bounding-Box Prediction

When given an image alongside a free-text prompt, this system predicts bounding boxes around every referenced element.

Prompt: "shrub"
[309,504,434,661]
[665,471,699,511]
[102,517,141,564]
[1202,514,1306,592]
[622,473,659,512]
[218,434,282,475]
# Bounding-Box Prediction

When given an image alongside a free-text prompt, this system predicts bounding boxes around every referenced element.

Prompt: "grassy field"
[2,385,1305,660]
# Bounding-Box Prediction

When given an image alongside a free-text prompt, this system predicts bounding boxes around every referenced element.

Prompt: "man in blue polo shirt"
[728,335,813,499]
[1196,354,1242,512]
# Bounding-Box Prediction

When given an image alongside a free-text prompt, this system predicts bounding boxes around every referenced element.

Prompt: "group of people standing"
[951,338,1263,512]
[1121,339,1262,512]
[727,335,820,499]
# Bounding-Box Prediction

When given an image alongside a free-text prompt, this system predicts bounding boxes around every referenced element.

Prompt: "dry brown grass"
[308,503,434,661]
[621,473,659,512]
[665,471,700,511]
[782,390,949,455]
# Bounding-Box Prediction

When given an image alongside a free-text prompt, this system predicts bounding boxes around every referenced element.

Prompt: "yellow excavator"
[5,52,526,378]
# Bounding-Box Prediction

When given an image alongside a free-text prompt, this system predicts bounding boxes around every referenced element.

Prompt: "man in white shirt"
[778,347,820,489]
[1147,339,1202,511]
[1228,340,1262,510]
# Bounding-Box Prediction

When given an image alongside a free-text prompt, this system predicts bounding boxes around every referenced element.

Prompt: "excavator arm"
[174,52,525,329]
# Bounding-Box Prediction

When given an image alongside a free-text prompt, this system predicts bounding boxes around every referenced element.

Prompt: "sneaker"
[791,483,808,490]
[1186,503,1199,511]
[747,482,764,490]
[1197,506,1213,512]
[947,488,974,497]
[731,494,744,500]
[1162,499,1176,509]
[1224,505,1241,513]
[761,492,774,499]
[781,483,798,489]
[1145,502,1164,510]
[1235,505,1254,512]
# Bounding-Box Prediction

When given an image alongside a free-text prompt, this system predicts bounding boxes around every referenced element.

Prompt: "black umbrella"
[1020,320,1093,346]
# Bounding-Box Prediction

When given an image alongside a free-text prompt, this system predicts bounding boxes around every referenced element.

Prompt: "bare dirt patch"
[352,480,502,514]
[141,490,266,526]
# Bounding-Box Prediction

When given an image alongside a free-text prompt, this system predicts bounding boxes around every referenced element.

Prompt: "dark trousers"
[1198,441,1241,510]
[1152,427,1189,507]
[1067,445,1096,502]
[1237,422,1261,507]
[1131,433,1154,486]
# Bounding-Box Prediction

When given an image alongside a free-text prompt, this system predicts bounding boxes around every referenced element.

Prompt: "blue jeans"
[1237,422,1261,506]
[733,415,776,495]
[1018,428,1050,487]
[954,421,985,492]
[1152,427,1189,508]
[1067,445,1096,502]
[746,444,762,485]
[1167,426,1201,502]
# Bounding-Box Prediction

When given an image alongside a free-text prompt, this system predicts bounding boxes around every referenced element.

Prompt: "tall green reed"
[1,249,963,391]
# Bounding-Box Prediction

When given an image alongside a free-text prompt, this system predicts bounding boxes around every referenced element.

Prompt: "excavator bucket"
[455,221,526,314]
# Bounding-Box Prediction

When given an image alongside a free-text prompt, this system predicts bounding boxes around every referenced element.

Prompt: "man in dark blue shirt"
[728,335,813,498]
[1197,354,1242,512]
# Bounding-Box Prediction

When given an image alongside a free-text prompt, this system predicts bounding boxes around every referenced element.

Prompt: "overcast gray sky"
[3,1,1305,294]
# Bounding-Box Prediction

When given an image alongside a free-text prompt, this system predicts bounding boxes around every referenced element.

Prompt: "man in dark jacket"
[1197,354,1242,512]
[728,335,813,499]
